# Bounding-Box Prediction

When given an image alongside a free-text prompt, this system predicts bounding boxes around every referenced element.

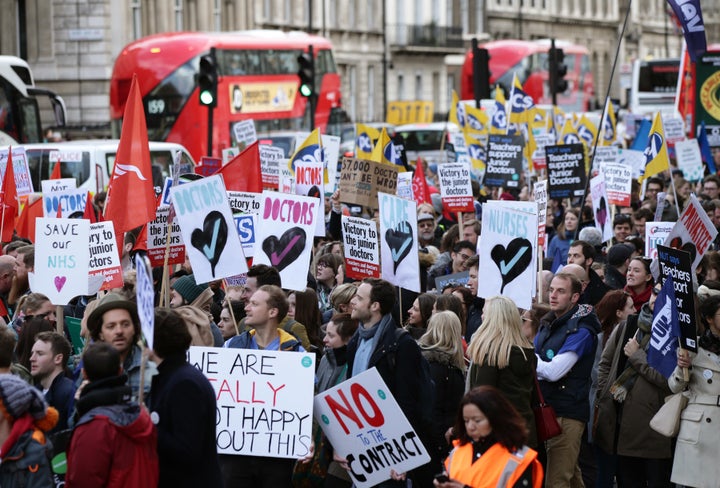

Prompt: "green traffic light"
[200,90,214,105]
[299,83,312,97]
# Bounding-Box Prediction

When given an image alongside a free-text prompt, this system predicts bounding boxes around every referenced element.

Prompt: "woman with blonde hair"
[466,296,537,447]
[418,310,466,466]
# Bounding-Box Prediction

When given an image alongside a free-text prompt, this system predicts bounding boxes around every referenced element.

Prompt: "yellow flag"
[600,100,617,146]
[355,123,379,160]
[490,86,508,134]
[559,118,581,145]
[289,128,322,175]
[448,90,465,129]
[464,103,489,137]
[465,133,486,173]
[508,73,534,127]
[639,112,669,183]
[576,114,598,148]
[370,127,405,171]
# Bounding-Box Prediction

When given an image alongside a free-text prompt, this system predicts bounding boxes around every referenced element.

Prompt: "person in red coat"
[66,342,158,488]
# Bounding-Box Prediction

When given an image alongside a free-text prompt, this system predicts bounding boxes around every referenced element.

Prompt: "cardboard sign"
[135,255,155,350]
[146,206,185,268]
[339,158,398,208]
[43,188,88,218]
[189,347,315,458]
[378,192,420,293]
[437,162,474,213]
[232,120,257,148]
[396,172,413,200]
[434,271,470,293]
[534,180,548,248]
[259,145,283,188]
[484,134,524,188]
[314,368,431,487]
[254,191,317,292]
[663,194,718,271]
[600,163,632,206]
[33,218,91,305]
[0,147,33,196]
[341,216,380,280]
[590,174,613,242]
[546,143,586,199]
[88,221,123,291]
[41,178,76,194]
[657,245,697,352]
[170,175,247,284]
[294,161,325,237]
[645,221,675,260]
[675,138,704,182]
[478,202,538,309]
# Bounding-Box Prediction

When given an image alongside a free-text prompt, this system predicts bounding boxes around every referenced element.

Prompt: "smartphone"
[434,473,450,483]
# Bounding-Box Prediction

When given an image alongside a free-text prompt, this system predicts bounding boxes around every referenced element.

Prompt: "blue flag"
[647,275,681,378]
[666,0,707,62]
[698,121,716,174]
[630,118,652,152]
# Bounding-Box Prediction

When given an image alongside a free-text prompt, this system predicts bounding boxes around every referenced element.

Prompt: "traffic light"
[472,41,491,102]
[548,44,568,100]
[297,47,315,98]
[198,51,218,107]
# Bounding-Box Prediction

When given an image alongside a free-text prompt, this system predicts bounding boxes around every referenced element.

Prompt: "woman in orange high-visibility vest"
[435,386,543,488]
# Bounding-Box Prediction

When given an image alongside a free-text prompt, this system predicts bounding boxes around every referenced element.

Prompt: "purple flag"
[647,275,681,378]
[666,0,707,62]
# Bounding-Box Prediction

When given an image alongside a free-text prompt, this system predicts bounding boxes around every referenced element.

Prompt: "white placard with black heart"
[377,192,420,293]
[590,173,614,242]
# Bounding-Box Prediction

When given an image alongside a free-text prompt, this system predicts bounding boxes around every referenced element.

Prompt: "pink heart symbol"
[54,276,67,292]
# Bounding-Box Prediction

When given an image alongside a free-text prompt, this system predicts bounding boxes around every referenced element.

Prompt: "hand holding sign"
[491,238,533,293]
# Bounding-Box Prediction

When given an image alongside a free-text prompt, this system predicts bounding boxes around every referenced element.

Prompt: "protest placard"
[435,271,470,293]
[314,368,431,488]
[600,163,632,206]
[662,115,686,144]
[657,245,697,351]
[645,221,675,260]
[227,191,262,214]
[146,206,185,268]
[483,134,524,188]
[663,194,718,271]
[41,179,76,194]
[292,133,341,192]
[534,180,548,249]
[590,173,613,242]
[378,192,420,293]
[254,191,317,291]
[260,145,283,189]
[88,222,123,290]
[33,218,91,305]
[546,143,586,199]
[674,138,704,182]
[478,202,538,309]
[233,213,257,258]
[294,160,325,236]
[232,120,257,148]
[135,254,155,350]
[592,146,619,172]
[437,162,474,213]
[341,216,380,280]
[396,172,413,200]
[222,147,240,165]
[0,147,33,195]
[42,188,88,218]
[339,158,398,208]
[189,347,315,458]
[279,164,294,193]
[170,174,247,284]
[617,149,646,179]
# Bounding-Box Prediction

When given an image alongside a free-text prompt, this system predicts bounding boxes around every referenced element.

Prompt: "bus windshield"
[0,79,42,144]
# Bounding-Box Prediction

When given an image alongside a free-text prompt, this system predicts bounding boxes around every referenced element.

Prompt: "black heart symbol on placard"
[385,221,413,273]
[190,210,228,277]
[595,196,607,228]
[491,238,533,293]
[262,227,307,272]
[668,237,697,264]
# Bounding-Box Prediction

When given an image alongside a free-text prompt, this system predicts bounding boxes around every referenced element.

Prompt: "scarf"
[609,305,653,402]
[352,315,393,377]
[699,329,720,355]
[625,284,652,313]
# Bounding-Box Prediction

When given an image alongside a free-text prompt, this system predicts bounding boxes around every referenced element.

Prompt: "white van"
[12,140,195,195]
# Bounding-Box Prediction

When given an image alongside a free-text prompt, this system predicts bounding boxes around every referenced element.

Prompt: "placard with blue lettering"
[645,222,675,260]
[478,203,538,309]
[546,143,586,199]
[169,174,247,284]
[484,134,524,188]
[590,173,613,242]
[135,254,155,351]
[88,221,124,291]
[0,147,34,195]
[657,245,696,352]
[254,191,317,292]
[43,188,88,218]
[377,192,420,293]
[314,367,431,488]
[41,178,76,195]
[188,347,315,459]
[32,218,90,305]
[294,160,325,236]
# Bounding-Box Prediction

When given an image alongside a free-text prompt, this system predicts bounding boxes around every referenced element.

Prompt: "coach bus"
[629,57,680,116]
[460,39,595,112]
[0,55,66,145]
[110,30,343,161]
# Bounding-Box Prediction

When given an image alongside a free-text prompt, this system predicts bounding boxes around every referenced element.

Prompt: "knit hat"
[0,374,58,431]
[171,275,209,304]
[86,292,139,341]
[607,243,634,267]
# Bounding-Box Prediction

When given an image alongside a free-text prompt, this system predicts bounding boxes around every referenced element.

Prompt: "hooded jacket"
[225,328,303,351]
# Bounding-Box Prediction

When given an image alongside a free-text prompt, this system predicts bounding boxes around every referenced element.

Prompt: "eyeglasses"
[317,262,329,269]
[651,288,661,296]
[457,253,473,261]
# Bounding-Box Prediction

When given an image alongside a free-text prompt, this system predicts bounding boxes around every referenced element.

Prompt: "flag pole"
[669,172,682,216]
[224,278,240,337]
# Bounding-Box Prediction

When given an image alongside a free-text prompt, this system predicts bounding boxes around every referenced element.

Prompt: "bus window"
[144,58,196,142]
[18,99,41,143]
[317,50,338,75]
[639,63,677,92]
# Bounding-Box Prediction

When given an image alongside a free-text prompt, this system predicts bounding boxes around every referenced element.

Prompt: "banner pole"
[537,248,544,304]
[224,278,240,337]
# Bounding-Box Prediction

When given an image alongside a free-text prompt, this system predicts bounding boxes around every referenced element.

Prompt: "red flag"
[16,197,43,242]
[411,158,431,205]
[213,141,262,192]
[56,200,62,218]
[0,149,18,242]
[133,223,148,253]
[104,74,156,233]
[83,191,97,223]
[675,45,695,138]
[50,160,62,180]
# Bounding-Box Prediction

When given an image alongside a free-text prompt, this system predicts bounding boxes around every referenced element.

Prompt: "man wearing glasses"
[426,240,476,290]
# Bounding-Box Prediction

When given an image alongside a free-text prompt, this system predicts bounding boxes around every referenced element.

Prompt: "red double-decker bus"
[110,30,342,161]
[461,39,595,112]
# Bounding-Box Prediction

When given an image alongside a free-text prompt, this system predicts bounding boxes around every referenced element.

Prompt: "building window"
[284,0,291,22]
[263,0,271,20]
[447,73,456,109]
[214,0,222,30]
[368,65,375,121]
[349,65,357,121]
[398,73,405,100]
[348,0,356,28]
[415,73,422,100]
[174,0,183,30]
[132,1,142,39]
[329,0,337,28]
[367,0,376,29]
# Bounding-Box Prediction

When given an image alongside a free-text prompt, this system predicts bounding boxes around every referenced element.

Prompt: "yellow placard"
[386,101,434,125]
[228,82,298,114]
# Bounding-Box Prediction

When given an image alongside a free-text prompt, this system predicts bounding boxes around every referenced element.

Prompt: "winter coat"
[148,353,222,488]
[580,268,610,307]
[315,346,349,393]
[0,426,53,488]
[594,316,672,458]
[467,346,538,448]
[668,346,720,488]
[422,348,465,459]
[42,373,75,433]
[604,264,626,290]
[547,233,573,267]
[426,252,453,290]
